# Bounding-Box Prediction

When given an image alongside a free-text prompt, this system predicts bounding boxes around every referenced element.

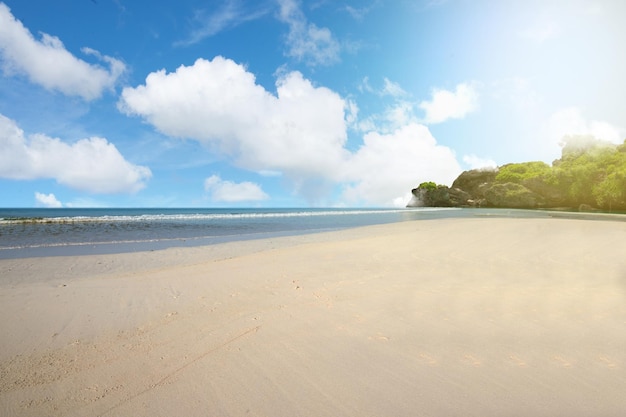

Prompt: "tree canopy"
[413,136,626,211]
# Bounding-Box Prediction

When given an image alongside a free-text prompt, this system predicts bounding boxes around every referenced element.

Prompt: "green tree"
[552,136,617,207]
[496,161,557,205]
[591,148,626,210]
[417,181,438,191]
[593,173,625,210]
[496,161,551,184]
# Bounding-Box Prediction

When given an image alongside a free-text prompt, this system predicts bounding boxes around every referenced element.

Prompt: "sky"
[1,0,625,208]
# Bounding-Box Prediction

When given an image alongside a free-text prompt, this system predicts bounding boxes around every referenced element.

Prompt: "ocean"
[0,207,565,259]
[0,207,449,258]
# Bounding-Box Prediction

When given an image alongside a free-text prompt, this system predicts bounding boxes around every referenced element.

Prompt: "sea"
[0,206,607,259]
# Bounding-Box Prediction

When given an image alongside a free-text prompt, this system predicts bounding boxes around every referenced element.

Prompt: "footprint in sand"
[462,354,482,367]
[418,352,438,366]
[552,355,572,368]
[508,354,527,368]
[598,355,618,369]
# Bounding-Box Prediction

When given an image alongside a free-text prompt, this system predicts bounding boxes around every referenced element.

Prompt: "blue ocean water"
[0,207,554,259]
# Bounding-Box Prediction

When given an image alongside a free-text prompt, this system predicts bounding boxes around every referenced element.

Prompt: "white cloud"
[355,77,416,133]
[343,3,377,20]
[359,76,407,98]
[419,83,479,124]
[462,154,498,170]
[546,107,623,147]
[119,57,461,206]
[382,78,407,97]
[383,101,416,130]
[177,0,269,46]
[356,101,418,135]
[0,113,151,193]
[204,175,269,202]
[35,192,62,208]
[340,123,462,206]
[358,76,374,94]
[0,3,125,100]
[119,56,349,185]
[276,0,340,66]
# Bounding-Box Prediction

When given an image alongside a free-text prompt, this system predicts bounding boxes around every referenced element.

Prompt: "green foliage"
[551,136,626,209]
[495,161,559,203]
[418,181,438,191]
[417,135,626,210]
[560,135,611,159]
[496,161,551,184]
[485,183,539,208]
[593,172,625,210]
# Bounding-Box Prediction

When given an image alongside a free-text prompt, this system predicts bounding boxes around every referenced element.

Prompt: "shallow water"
[0,207,575,259]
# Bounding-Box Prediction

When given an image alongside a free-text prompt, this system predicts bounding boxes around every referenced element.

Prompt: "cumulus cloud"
[419,83,479,124]
[0,114,151,193]
[119,56,461,206]
[276,0,340,66]
[341,123,461,206]
[119,56,349,183]
[35,192,62,208]
[546,107,623,146]
[0,3,125,100]
[204,175,269,202]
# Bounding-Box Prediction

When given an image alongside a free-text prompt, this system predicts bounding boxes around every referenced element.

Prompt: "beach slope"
[1,217,626,416]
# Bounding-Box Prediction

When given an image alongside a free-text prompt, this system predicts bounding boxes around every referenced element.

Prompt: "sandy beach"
[1,217,626,416]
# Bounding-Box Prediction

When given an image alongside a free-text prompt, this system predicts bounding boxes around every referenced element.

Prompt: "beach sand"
[1,217,626,416]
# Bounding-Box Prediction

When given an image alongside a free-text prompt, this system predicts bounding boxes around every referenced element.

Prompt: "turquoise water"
[0,207,556,259]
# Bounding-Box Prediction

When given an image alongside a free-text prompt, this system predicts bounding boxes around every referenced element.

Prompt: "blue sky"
[1,0,625,208]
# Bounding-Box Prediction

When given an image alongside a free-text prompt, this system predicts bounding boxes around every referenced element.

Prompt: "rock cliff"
[408,137,626,211]
[407,169,545,209]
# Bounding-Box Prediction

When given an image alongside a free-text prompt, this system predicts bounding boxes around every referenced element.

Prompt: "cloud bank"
[341,123,460,205]
[119,56,461,206]
[0,2,125,100]
[0,114,151,193]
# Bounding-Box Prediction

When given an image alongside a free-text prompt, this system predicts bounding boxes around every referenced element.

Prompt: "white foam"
[0,208,458,224]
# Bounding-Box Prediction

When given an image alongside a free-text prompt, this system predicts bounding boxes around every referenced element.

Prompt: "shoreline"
[2,207,625,261]
[2,217,626,416]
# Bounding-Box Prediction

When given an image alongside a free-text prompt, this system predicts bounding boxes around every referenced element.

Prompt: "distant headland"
[408,136,626,212]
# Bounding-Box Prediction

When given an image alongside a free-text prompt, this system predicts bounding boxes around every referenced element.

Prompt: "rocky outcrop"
[407,169,544,209]
[408,185,455,207]
[410,137,626,211]
[483,183,543,208]
[450,169,497,201]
